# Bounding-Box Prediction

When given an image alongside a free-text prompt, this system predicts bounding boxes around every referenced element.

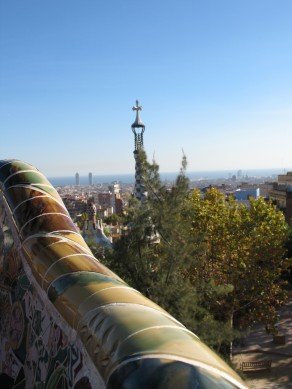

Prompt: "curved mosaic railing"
[0,159,246,388]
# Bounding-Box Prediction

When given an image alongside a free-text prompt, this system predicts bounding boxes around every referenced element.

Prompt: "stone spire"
[131,100,147,201]
[131,100,145,151]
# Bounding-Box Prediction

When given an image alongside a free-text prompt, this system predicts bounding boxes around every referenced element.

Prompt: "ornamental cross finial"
[132,100,142,112]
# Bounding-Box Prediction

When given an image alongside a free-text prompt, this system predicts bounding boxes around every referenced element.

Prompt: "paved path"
[232,294,292,388]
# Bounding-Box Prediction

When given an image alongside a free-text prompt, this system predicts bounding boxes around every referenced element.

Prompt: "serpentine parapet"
[0,159,246,388]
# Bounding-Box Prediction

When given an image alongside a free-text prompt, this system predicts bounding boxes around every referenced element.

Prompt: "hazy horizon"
[49,167,287,186]
[50,167,288,179]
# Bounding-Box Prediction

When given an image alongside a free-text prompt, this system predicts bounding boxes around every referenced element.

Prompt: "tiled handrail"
[0,159,246,388]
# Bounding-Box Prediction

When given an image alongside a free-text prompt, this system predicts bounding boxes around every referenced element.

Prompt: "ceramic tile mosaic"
[0,160,246,388]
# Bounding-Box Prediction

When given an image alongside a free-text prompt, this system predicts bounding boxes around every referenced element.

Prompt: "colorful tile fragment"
[0,160,247,388]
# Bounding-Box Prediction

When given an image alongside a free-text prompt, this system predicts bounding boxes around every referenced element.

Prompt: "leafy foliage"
[102,151,288,356]
[103,213,121,226]
[187,189,288,331]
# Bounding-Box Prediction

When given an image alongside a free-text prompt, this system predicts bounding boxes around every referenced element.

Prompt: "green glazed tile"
[78,287,163,318]
[24,241,83,281]
[4,171,51,189]
[31,184,63,202]
[108,359,240,389]
[20,213,78,240]
[6,187,51,213]
[48,272,125,302]
[58,232,91,252]
[114,327,229,372]
[0,160,37,182]
[14,197,68,229]
[43,254,109,288]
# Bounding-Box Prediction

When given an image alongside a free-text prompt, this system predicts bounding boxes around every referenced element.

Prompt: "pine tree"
[102,152,288,357]
[103,153,237,352]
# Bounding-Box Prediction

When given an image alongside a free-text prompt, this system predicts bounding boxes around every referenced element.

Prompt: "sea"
[48,168,286,187]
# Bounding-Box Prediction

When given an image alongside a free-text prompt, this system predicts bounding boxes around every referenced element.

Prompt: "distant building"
[109,182,120,196]
[108,182,123,214]
[75,172,80,186]
[269,172,292,224]
[98,192,111,208]
[241,182,275,199]
[237,170,243,180]
[258,182,274,198]
[89,172,93,186]
[233,188,260,201]
[115,197,123,215]
[62,195,86,220]
[278,172,292,186]
[97,184,123,215]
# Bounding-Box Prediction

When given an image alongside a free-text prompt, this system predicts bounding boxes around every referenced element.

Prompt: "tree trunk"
[230,311,234,361]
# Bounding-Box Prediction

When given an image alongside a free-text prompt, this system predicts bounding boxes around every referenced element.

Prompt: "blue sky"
[1,0,292,176]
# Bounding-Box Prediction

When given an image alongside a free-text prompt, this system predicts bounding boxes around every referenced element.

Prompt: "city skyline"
[1,1,292,176]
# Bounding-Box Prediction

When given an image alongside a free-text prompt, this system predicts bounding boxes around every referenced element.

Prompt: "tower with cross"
[131,100,147,201]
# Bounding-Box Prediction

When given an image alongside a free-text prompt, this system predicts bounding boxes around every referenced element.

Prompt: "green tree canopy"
[103,151,288,355]
[187,189,287,331]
